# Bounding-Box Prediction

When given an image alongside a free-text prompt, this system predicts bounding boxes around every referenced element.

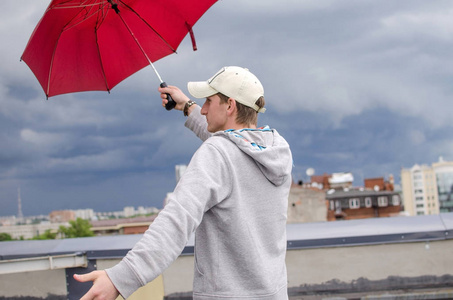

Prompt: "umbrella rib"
[117,0,177,54]
[115,9,164,83]
[49,0,79,9]
[47,30,65,98]
[95,3,111,92]
[115,10,154,66]
[95,34,111,92]
[52,3,99,9]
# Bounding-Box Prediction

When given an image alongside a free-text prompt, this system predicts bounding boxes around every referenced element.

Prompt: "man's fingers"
[158,87,169,107]
[160,92,168,100]
[74,271,100,283]
[158,86,171,97]
[74,270,119,300]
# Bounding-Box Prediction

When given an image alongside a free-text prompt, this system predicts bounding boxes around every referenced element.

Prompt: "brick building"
[326,189,402,221]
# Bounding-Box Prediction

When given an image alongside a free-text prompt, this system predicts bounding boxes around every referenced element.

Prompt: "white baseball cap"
[187,66,266,113]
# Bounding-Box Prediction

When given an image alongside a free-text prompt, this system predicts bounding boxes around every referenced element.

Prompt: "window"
[392,195,400,206]
[378,196,388,207]
[365,197,372,208]
[349,198,360,209]
[330,201,335,211]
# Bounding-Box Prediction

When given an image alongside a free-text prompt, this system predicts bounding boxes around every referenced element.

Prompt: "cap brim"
[187,81,218,99]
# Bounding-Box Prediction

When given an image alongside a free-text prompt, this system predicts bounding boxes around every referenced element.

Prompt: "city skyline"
[0,163,436,219]
[1,1,453,216]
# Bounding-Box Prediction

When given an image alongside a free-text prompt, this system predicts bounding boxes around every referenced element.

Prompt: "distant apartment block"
[49,209,96,223]
[49,210,75,223]
[123,206,136,218]
[433,157,453,213]
[175,164,187,183]
[74,208,95,220]
[122,206,158,218]
[401,157,453,216]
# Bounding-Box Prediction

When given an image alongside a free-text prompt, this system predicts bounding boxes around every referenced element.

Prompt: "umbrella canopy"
[21,0,217,98]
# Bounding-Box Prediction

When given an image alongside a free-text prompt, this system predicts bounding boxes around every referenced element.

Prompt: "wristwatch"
[183,100,196,116]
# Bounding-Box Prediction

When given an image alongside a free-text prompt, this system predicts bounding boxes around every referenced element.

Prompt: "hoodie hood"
[214,126,293,186]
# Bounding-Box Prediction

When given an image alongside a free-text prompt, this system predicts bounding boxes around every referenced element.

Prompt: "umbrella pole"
[108,0,176,110]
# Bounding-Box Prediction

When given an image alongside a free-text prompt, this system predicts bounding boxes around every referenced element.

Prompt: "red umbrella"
[21,0,217,109]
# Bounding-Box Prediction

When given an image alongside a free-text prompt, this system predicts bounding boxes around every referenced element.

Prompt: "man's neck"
[223,122,256,131]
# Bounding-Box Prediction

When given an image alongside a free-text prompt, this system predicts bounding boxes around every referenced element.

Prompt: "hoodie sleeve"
[105,140,232,298]
[184,105,212,142]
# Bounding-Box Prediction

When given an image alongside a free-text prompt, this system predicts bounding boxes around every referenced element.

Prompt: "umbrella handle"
[161,82,176,111]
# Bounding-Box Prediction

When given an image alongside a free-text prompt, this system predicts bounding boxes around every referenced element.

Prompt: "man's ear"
[227,98,237,115]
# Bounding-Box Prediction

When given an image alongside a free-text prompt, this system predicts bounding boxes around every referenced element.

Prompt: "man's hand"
[74,270,120,300]
[158,85,191,111]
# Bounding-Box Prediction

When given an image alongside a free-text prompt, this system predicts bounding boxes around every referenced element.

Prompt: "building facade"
[401,157,453,216]
[287,184,327,223]
[433,157,453,213]
[49,210,76,223]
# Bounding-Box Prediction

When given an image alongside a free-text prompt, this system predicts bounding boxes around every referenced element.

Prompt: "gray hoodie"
[106,106,293,299]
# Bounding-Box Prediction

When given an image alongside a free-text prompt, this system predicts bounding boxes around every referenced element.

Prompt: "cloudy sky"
[1,0,452,216]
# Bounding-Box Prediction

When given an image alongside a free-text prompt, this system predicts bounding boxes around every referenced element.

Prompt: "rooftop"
[1,213,452,261]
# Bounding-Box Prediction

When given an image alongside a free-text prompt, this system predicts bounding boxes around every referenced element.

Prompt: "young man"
[75,66,293,300]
